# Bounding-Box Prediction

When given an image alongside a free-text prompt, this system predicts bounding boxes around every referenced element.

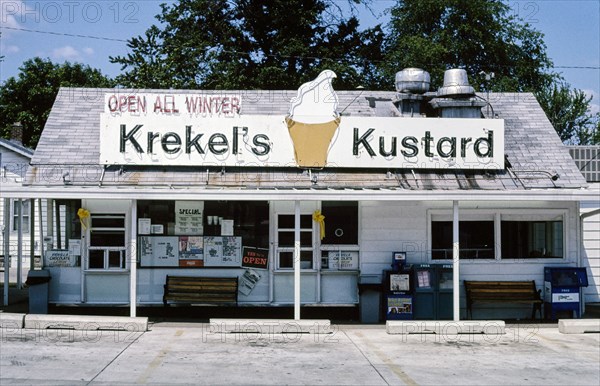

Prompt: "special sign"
[100,88,505,169]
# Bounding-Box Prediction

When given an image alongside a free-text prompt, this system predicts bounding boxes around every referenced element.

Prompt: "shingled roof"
[24,87,586,192]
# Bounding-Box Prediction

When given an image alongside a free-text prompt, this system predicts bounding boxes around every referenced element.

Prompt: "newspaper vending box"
[384,252,413,320]
[544,267,588,319]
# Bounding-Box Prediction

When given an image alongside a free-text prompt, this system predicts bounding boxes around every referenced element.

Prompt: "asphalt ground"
[1,320,599,386]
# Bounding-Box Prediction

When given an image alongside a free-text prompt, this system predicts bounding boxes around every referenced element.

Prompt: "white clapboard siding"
[582,207,600,302]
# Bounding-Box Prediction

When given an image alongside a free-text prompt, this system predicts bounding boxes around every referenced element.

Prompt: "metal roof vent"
[395,68,430,94]
[393,68,431,117]
[430,69,486,118]
[437,69,475,97]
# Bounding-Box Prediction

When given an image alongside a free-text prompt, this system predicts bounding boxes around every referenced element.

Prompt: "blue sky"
[1,1,599,112]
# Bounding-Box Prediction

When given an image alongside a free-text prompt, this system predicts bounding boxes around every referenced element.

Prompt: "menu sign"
[204,236,242,267]
[140,236,179,267]
[175,201,204,235]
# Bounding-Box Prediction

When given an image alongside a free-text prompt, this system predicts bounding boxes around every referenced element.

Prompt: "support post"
[294,201,301,320]
[30,199,35,271]
[452,200,460,321]
[38,199,44,262]
[47,199,54,251]
[3,198,11,306]
[130,200,137,317]
[17,199,23,289]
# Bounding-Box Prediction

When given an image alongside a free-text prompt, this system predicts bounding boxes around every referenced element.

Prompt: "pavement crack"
[85,330,145,385]
[342,330,390,385]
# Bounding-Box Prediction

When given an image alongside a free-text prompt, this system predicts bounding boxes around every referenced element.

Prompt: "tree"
[110,0,385,90]
[536,82,597,145]
[0,57,113,148]
[383,0,555,92]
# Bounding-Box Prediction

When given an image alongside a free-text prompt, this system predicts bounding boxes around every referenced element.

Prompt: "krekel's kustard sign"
[99,71,504,169]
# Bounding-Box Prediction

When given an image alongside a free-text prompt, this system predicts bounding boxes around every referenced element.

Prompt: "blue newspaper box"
[544,267,588,319]
[413,264,453,320]
[383,269,413,320]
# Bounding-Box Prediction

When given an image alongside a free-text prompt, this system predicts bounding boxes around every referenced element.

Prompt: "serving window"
[431,220,495,259]
[501,220,563,258]
[429,210,567,260]
[87,214,127,270]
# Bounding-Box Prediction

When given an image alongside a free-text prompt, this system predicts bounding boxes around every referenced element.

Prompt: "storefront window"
[137,200,268,249]
[501,221,563,258]
[277,214,314,269]
[321,201,358,245]
[431,221,495,259]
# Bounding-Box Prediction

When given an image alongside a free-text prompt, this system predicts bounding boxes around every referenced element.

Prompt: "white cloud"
[82,47,94,56]
[0,1,29,36]
[4,45,20,53]
[51,45,80,60]
[0,14,21,38]
[582,89,600,115]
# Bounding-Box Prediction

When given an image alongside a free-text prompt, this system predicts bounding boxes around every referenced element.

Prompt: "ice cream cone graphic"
[287,70,340,168]
[285,116,340,168]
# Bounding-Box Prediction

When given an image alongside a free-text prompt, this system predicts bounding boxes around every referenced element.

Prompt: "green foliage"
[110,0,385,90]
[588,113,600,145]
[0,57,113,148]
[535,82,596,145]
[383,0,555,92]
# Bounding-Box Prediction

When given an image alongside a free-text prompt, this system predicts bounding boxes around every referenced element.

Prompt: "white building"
[2,70,597,320]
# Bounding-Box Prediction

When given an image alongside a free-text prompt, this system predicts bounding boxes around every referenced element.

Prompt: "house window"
[12,200,30,233]
[321,201,358,245]
[501,221,563,258]
[431,221,495,259]
[276,214,314,269]
[87,214,127,270]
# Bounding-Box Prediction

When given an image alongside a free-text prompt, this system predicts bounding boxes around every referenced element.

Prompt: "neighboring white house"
[0,137,47,285]
[568,145,600,304]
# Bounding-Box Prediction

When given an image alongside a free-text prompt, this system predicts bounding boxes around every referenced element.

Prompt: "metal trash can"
[358,275,382,323]
[26,269,51,314]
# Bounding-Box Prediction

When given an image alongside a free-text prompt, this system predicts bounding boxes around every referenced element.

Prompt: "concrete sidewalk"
[1,321,599,385]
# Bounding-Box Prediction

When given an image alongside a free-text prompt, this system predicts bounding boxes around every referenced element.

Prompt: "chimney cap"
[10,121,24,145]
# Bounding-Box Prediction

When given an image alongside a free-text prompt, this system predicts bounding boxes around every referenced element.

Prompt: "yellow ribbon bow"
[313,210,325,240]
[77,208,90,230]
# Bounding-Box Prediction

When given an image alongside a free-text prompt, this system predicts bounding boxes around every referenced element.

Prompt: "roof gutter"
[1,185,597,202]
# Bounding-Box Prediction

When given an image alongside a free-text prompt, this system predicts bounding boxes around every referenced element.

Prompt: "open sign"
[242,247,269,270]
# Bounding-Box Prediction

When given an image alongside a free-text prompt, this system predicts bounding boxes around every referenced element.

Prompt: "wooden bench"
[163,276,238,306]
[464,280,543,319]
